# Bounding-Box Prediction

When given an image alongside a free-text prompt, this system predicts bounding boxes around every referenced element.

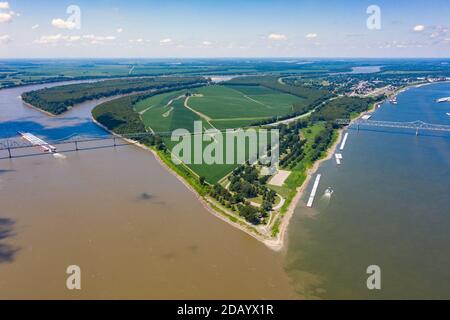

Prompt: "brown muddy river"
[0,82,297,299]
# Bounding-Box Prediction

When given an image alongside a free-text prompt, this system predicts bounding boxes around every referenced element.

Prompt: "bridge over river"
[1,119,449,159]
[336,119,450,135]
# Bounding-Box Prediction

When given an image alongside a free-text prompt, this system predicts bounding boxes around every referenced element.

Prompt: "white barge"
[306,174,321,208]
[436,97,450,103]
[340,132,349,151]
[18,132,57,153]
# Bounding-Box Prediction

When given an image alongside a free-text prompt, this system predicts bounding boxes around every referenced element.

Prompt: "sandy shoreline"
[21,100,59,117]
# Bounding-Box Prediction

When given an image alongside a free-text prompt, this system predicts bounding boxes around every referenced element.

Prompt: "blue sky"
[0,0,449,58]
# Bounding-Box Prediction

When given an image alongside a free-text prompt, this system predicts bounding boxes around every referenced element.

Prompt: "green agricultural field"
[138,90,261,183]
[134,90,186,113]
[186,85,305,128]
[137,84,305,133]
[93,79,334,184]
[138,91,213,133]
[99,79,335,184]
[135,83,323,183]
[163,130,273,184]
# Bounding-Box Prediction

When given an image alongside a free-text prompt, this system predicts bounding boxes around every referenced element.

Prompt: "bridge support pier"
[113,137,116,147]
[416,128,419,136]
[75,141,78,151]
[6,140,11,158]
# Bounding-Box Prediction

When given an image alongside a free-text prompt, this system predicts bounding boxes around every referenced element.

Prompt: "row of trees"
[22,77,207,115]
[310,96,379,122]
[309,123,335,162]
[273,94,382,173]
[278,120,309,169]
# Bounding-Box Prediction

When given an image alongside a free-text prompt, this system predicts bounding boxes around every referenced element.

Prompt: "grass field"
[137,84,306,132]
[185,85,305,128]
[135,84,316,183]
[136,90,227,183]
[93,79,335,184]
[134,90,186,113]
[138,90,214,133]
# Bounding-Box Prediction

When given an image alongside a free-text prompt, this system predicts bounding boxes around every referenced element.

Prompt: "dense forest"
[22,76,207,115]
[310,96,380,121]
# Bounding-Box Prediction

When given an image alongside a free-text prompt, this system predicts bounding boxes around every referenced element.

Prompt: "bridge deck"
[337,119,450,132]
[1,119,448,158]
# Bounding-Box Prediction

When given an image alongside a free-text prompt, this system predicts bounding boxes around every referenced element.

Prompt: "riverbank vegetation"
[22,77,207,115]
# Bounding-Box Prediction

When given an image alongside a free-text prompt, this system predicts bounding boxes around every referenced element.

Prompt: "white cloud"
[34,34,114,45]
[83,35,115,41]
[378,39,427,49]
[116,28,123,33]
[268,33,287,41]
[34,34,81,44]
[429,26,449,41]
[413,25,425,32]
[51,18,77,30]
[0,11,13,23]
[34,34,65,44]
[306,33,318,39]
[0,34,11,44]
[129,38,144,43]
[31,24,39,29]
[83,34,116,44]
[160,38,173,45]
[202,41,212,46]
[0,2,14,23]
